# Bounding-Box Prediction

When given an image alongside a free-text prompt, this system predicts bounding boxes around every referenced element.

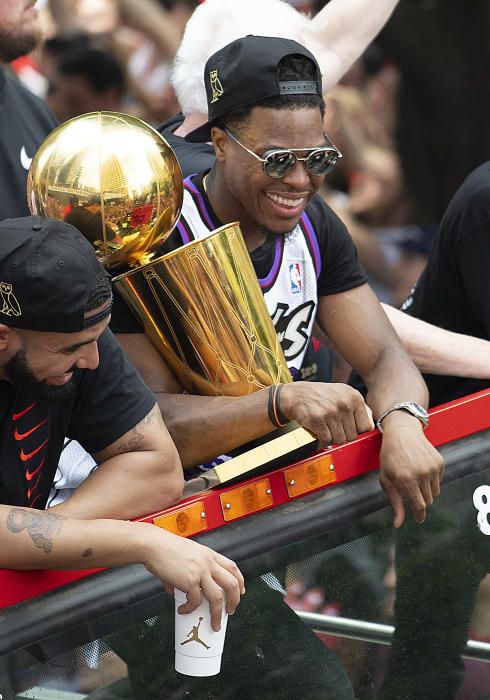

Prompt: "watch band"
[376,402,429,433]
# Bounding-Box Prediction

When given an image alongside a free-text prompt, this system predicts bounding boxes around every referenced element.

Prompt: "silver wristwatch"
[376,402,429,433]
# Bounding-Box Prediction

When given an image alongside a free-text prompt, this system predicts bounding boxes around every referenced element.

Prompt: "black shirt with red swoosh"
[0,329,155,508]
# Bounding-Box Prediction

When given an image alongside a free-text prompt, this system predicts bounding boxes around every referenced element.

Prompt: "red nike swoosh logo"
[27,471,42,500]
[20,439,48,462]
[12,403,36,421]
[29,492,44,507]
[26,458,44,482]
[14,420,47,441]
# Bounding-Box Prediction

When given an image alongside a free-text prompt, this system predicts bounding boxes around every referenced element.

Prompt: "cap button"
[32,223,42,231]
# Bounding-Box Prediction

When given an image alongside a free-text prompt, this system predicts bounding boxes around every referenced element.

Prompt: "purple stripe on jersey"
[176,220,191,244]
[301,211,321,279]
[258,236,282,289]
[184,175,215,230]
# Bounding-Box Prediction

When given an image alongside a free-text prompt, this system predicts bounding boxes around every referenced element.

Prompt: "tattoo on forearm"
[82,548,93,558]
[116,404,159,454]
[6,509,66,554]
[139,404,159,426]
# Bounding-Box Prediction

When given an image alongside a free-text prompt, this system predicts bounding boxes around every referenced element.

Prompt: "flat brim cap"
[185,35,323,143]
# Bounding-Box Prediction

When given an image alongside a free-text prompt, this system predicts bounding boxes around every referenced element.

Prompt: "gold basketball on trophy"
[27,111,183,270]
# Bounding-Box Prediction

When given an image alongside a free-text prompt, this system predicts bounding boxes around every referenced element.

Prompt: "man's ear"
[211,126,227,161]
[0,324,13,351]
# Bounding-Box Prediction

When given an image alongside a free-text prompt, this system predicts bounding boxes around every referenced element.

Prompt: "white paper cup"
[174,588,228,676]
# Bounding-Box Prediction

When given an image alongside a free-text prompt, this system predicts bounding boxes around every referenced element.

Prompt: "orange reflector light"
[284,455,336,498]
[220,478,273,521]
[153,501,208,537]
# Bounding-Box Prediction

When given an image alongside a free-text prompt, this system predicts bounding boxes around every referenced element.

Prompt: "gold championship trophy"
[28,112,316,485]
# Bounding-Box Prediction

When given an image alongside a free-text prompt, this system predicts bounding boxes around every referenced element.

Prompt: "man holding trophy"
[150,35,444,530]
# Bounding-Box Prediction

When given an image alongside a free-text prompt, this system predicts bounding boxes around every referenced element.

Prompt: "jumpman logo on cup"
[180,617,211,650]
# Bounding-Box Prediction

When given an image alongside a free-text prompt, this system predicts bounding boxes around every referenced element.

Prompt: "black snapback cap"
[0,215,111,333]
[185,35,323,143]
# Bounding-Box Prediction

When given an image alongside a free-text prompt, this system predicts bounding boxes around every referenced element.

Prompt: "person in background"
[0,0,57,220]
[379,161,490,700]
[47,44,126,121]
[47,0,197,122]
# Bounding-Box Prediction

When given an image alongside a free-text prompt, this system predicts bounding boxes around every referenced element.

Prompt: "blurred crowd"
[10,0,436,324]
[13,0,198,121]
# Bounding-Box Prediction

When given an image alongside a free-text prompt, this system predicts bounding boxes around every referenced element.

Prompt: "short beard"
[4,347,77,404]
[0,29,41,63]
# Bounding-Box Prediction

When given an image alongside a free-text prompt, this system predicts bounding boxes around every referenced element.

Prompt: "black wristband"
[275,383,289,426]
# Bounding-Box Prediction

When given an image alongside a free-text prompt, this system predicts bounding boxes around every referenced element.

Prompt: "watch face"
[406,402,429,420]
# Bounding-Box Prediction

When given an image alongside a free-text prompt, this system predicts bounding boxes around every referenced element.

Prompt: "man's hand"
[280,381,374,446]
[378,416,444,528]
[141,525,245,631]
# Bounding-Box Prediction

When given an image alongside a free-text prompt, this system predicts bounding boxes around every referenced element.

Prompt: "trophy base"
[212,424,318,486]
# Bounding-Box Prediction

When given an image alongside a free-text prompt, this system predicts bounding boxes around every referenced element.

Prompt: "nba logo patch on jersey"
[289,263,302,293]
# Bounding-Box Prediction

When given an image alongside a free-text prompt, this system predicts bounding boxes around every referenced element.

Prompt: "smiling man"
[162,35,444,528]
[0,215,244,627]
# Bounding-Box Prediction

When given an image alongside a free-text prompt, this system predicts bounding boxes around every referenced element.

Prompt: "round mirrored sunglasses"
[224,128,342,179]
[261,147,340,178]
